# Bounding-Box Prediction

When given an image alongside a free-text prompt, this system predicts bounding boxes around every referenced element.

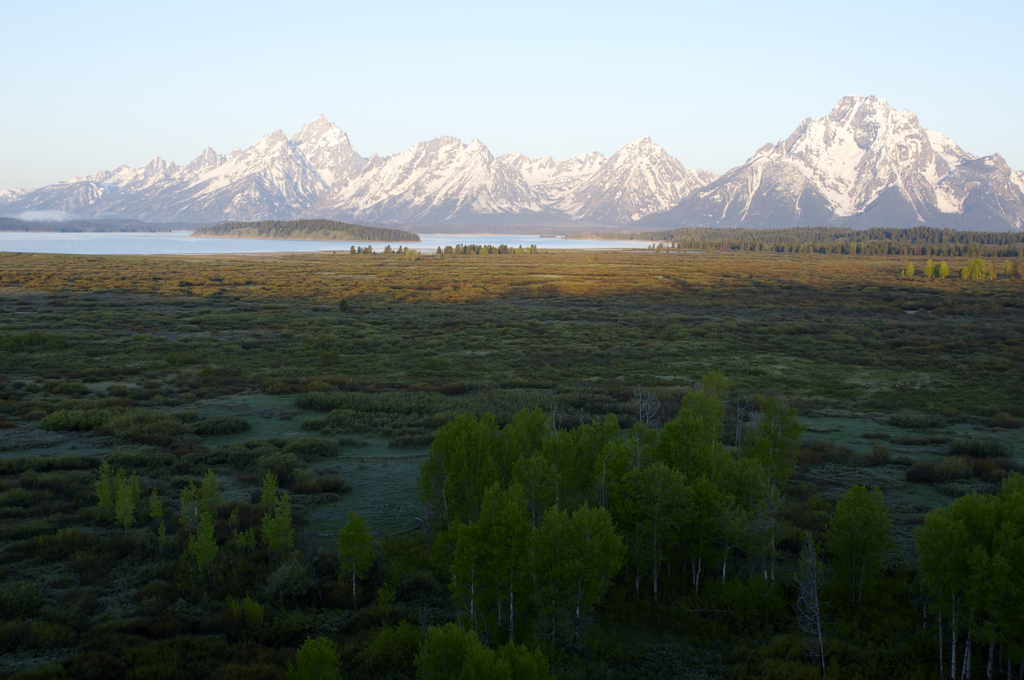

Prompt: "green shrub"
[300,417,329,432]
[0,333,67,352]
[173,410,202,424]
[255,453,304,486]
[891,435,952,446]
[100,411,192,446]
[0,582,47,620]
[0,456,98,475]
[165,351,200,365]
[39,408,124,432]
[354,621,423,679]
[948,438,1008,458]
[194,415,251,436]
[984,412,1021,429]
[887,413,945,429]
[906,457,973,484]
[0,488,34,508]
[0,520,57,540]
[283,438,338,460]
[290,474,350,495]
[105,446,174,471]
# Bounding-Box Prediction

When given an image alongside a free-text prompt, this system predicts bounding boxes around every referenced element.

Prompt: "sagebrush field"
[0,245,1021,679]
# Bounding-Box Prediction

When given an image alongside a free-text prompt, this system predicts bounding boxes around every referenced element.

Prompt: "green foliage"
[947,437,1008,458]
[937,259,949,278]
[826,485,894,603]
[95,462,115,514]
[200,468,222,512]
[189,510,218,575]
[0,581,47,620]
[419,413,500,530]
[286,636,341,680]
[338,511,374,605]
[906,457,974,484]
[0,332,67,352]
[748,395,804,488]
[178,481,201,531]
[256,452,305,486]
[101,410,192,446]
[113,468,141,533]
[261,492,294,551]
[354,621,423,679]
[260,471,279,507]
[193,415,251,436]
[885,412,945,429]
[284,437,339,459]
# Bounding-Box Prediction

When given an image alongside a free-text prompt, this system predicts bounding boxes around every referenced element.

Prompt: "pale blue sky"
[2,0,1021,190]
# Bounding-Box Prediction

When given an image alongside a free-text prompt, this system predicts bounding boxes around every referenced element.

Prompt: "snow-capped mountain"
[0,118,714,226]
[637,95,1024,231]
[315,136,542,223]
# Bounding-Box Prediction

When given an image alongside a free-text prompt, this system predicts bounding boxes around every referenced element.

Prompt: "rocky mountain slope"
[636,96,1024,231]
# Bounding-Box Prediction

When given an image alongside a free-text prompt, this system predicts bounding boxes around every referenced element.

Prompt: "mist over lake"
[0,231,656,255]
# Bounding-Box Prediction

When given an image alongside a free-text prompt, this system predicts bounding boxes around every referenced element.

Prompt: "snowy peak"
[640,95,1023,231]
[560,137,714,223]
[290,114,365,186]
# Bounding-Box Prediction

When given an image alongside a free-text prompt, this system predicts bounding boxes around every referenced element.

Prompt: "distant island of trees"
[191,219,420,242]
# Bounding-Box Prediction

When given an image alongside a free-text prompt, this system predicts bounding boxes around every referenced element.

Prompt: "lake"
[0,231,657,255]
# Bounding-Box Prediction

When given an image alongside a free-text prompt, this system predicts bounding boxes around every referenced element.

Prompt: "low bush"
[194,415,251,436]
[887,413,945,429]
[0,456,98,475]
[105,446,175,471]
[283,437,338,460]
[891,435,952,446]
[0,581,47,620]
[254,452,304,486]
[291,474,350,495]
[388,433,435,448]
[984,412,1021,429]
[99,411,192,447]
[906,457,973,484]
[300,417,329,431]
[861,432,890,439]
[39,408,125,432]
[338,437,369,448]
[867,443,891,466]
[948,438,1008,458]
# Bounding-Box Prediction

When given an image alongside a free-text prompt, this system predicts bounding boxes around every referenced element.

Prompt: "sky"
[2,0,1022,191]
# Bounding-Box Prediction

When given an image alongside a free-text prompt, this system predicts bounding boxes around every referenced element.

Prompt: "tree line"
[191,219,421,242]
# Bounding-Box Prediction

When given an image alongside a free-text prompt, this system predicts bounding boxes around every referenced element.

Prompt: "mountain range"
[2,96,1022,231]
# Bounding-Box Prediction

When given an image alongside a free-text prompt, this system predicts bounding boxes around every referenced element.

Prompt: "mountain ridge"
[3,98,1022,231]
[0,118,714,227]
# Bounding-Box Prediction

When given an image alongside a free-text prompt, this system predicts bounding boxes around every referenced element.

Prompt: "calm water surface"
[0,232,656,255]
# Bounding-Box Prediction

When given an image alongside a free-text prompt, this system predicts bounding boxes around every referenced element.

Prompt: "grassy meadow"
[0,246,1021,679]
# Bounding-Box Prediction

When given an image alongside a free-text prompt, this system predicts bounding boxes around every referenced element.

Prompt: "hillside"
[190,219,420,242]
